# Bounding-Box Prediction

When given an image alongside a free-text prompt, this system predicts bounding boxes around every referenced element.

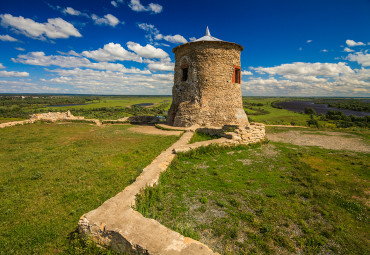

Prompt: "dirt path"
[267,130,369,152]
[128,125,183,136]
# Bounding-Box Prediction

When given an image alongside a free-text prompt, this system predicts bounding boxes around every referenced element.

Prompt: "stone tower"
[167,27,249,127]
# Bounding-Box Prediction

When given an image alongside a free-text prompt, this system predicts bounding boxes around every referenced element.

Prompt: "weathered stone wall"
[168,41,248,127]
[29,110,84,122]
[196,123,266,145]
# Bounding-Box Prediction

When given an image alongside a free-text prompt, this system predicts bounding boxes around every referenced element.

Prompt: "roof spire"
[205,26,211,36]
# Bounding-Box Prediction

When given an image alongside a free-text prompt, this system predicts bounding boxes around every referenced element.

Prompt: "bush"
[304,107,316,115]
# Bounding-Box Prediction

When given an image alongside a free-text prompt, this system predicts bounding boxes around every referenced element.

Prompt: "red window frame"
[233,65,241,84]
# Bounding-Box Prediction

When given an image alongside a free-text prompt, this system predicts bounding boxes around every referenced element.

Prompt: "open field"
[0,122,179,254]
[136,128,370,254]
[243,97,312,126]
[1,96,369,254]
[1,95,368,128]
[40,96,172,111]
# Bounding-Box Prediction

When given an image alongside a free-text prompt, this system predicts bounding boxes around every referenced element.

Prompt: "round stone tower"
[168,27,249,127]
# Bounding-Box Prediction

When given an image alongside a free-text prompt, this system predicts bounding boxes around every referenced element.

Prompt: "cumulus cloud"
[40,68,172,95]
[91,14,121,27]
[12,51,149,74]
[252,62,354,78]
[0,14,82,40]
[344,47,354,53]
[242,70,253,76]
[0,63,5,69]
[145,59,174,71]
[346,52,370,67]
[126,42,168,59]
[0,34,18,42]
[129,0,163,14]
[111,1,118,7]
[244,61,369,96]
[0,70,29,77]
[82,43,141,62]
[63,7,81,16]
[137,23,186,44]
[346,39,365,47]
[148,3,163,14]
[13,51,91,67]
[162,34,187,44]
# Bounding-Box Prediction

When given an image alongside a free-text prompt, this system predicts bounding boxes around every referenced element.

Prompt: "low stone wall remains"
[0,111,103,128]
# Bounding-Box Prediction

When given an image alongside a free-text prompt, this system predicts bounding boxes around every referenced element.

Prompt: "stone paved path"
[79,131,220,254]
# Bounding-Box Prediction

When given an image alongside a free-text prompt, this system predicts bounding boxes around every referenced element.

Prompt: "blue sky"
[0,0,369,96]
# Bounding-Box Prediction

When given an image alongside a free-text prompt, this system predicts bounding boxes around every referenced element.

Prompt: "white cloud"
[146,60,174,71]
[148,3,163,14]
[189,37,196,42]
[344,47,354,52]
[0,70,29,77]
[126,42,168,59]
[63,7,81,16]
[0,63,5,69]
[252,62,354,78]
[298,47,302,51]
[163,34,187,44]
[111,1,118,7]
[13,51,91,68]
[13,50,149,74]
[346,39,365,47]
[244,62,369,96]
[15,47,25,51]
[138,23,186,44]
[129,0,163,14]
[82,43,141,62]
[306,40,312,43]
[242,70,253,76]
[40,68,173,95]
[0,14,82,40]
[0,34,18,42]
[91,14,121,27]
[321,49,328,52]
[67,50,80,56]
[346,52,370,67]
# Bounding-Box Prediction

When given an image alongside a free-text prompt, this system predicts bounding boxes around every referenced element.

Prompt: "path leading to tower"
[78,130,226,255]
[128,125,183,136]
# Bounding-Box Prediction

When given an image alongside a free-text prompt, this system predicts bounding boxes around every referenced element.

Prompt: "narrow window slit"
[182,68,188,81]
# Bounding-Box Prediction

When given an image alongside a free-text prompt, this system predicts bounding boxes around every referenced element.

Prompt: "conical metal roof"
[193,26,223,42]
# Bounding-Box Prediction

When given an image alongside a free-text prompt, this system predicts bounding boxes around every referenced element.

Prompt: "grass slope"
[244,97,310,126]
[0,123,179,254]
[136,141,369,254]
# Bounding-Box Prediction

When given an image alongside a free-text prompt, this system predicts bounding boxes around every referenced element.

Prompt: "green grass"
[189,131,221,144]
[244,97,310,126]
[0,117,24,123]
[0,122,179,254]
[135,141,369,254]
[39,96,172,111]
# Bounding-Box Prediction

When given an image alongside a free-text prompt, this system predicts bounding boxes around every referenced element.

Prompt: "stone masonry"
[168,29,248,127]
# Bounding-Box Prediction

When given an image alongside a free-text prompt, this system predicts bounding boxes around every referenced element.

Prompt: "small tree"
[304,107,316,115]
[307,115,319,128]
